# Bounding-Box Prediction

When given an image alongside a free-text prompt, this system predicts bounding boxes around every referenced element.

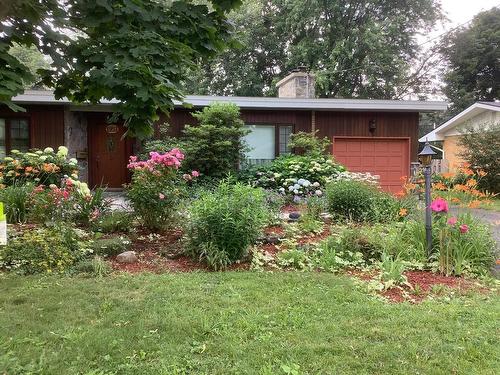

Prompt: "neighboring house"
[419,102,500,171]
[1,70,447,192]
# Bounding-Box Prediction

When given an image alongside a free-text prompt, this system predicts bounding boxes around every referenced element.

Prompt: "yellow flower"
[398,208,408,217]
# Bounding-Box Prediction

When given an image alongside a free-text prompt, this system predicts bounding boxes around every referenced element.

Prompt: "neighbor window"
[0,118,30,158]
[244,124,293,165]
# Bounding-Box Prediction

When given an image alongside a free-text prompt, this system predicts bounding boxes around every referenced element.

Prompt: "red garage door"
[332,137,410,193]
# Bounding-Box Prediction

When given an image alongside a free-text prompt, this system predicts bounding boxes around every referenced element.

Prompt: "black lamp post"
[419,141,437,259]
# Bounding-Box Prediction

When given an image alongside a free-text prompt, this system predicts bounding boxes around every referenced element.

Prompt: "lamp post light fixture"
[418,141,437,259]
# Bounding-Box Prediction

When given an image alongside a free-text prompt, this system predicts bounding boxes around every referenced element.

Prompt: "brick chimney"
[276,66,315,98]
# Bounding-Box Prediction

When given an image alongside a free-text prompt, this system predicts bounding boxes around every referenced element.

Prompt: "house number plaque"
[106,124,119,134]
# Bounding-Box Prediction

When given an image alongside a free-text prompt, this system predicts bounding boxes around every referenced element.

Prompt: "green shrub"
[325,180,400,222]
[315,235,366,271]
[72,256,112,277]
[182,103,249,179]
[91,236,131,257]
[288,130,331,157]
[0,182,33,223]
[276,247,312,270]
[0,226,87,274]
[297,214,323,235]
[139,122,187,160]
[325,180,378,222]
[186,181,268,270]
[92,211,134,233]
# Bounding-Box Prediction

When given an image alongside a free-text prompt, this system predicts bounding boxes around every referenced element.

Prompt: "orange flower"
[25,166,33,173]
[398,208,408,217]
[453,184,469,192]
[451,197,461,203]
[395,190,406,198]
[441,172,454,179]
[466,179,477,187]
[478,170,487,177]
[468,200,481,209]
[432,182,447,191]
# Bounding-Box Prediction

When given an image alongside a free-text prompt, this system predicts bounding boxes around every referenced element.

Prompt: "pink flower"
[430,198,449,213]
[447,217,457,226]
[191,170,200,178]
[459,224,469,233]
[158,193,165,200]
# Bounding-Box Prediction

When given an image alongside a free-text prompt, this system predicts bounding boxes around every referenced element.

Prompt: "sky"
[424,0,499,41]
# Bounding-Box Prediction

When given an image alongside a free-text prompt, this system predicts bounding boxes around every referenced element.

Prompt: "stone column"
[64,110,89,182]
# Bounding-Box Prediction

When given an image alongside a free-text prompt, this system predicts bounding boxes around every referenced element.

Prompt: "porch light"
[418,141,436,166]
[418,140,437,259]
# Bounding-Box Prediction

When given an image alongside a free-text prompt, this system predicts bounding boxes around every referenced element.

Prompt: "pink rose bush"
[126,149,198,230]
[430,198,493,276]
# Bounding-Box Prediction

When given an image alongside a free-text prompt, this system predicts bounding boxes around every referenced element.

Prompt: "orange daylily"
[441,172,454,179]
[466,179,477,187]
[398,208,408,217]
[432,182,447,191]
[468,200,481,209]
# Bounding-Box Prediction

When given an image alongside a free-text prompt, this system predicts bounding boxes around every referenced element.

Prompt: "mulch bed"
[347,268,484,303]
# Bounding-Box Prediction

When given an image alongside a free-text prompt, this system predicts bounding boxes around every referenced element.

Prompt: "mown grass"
[0,272,498,374]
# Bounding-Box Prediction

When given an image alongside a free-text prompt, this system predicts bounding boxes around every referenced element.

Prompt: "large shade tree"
[0,0,241,137]
[440,7,500,115]
[185,0,443,99]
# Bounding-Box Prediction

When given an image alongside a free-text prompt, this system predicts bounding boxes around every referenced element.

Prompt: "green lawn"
[0,272,498,374]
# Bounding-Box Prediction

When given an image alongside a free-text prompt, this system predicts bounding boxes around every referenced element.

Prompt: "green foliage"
[297,214,323,235]
[0,147,79,187]
[288,131,331,157]
[139,123,187,160]
[182,103,248,179]
[379,252,407,288]
[315,235,366,271]
[72,256,112,277]
[458,126,500,193]
[243,154,345,198]
[8,43,50,88]
[276,247,312,270]
[0,226,87,274]
[325,180,399,223]
[433,212,495,276]
[2,0,241,136]
[0,182,33,223]
[263,190,286,225]
[186,181,268,270]
[441,8,500,114]
[92,211,134,233]
[186,0,443,99]
[91,236,132,257]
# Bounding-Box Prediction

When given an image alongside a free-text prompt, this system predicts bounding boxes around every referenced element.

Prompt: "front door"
[88,115,132,188]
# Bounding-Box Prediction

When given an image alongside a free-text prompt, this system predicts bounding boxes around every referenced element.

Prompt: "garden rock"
[116,251,138,264]
[320,212,333,223]
[265,235,281,245]
[288,212,301,222]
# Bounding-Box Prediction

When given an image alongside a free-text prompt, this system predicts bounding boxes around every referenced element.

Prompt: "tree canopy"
[0,0,241,137]
[185,0,443,99]
[440,7,500,115]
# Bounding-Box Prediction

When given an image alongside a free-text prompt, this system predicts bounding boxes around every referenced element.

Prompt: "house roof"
[419,102,500,142]
[11,89,447,112]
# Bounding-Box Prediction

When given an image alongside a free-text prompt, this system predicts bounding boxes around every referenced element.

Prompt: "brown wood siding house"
[4,75,446,191]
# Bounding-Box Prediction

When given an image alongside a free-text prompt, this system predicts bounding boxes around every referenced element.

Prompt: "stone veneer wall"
[64,110,89,182]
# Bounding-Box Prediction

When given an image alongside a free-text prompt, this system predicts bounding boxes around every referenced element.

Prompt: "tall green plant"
[185,181,268,270]
[182,103,249,179]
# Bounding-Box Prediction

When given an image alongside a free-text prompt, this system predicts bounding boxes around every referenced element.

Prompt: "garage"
[332,137,410,193]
